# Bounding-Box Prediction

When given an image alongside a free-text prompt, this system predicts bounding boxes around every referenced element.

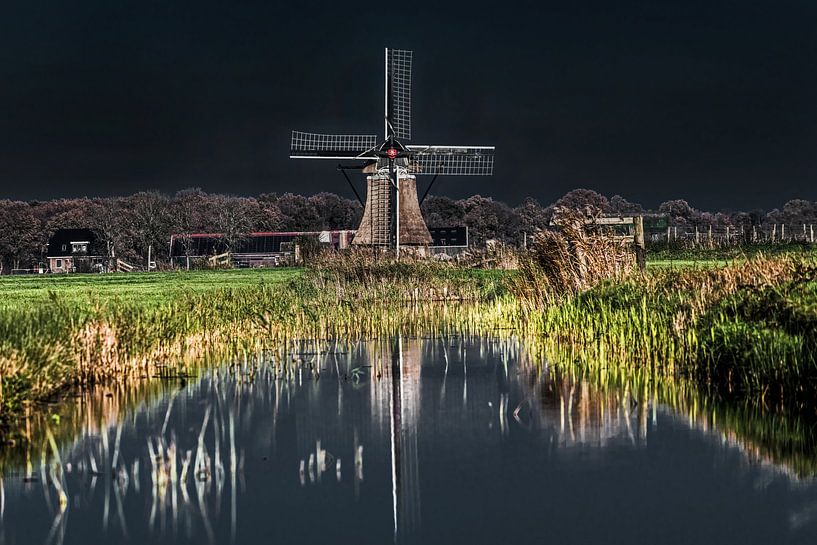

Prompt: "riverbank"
[0,260,514,433]
[517,254,817,403]
[1,253,816,459]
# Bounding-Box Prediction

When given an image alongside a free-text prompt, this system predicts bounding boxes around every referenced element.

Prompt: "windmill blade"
[406,145,495,176]
[290,131,379,159]
[387,48,412,140]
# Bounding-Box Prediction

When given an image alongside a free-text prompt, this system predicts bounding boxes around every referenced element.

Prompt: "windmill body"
[290,48,494,254]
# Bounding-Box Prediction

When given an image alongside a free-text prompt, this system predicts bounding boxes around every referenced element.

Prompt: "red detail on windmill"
[387,148,398,159]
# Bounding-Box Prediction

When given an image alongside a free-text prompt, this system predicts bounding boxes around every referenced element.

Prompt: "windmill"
[290,48,495,255]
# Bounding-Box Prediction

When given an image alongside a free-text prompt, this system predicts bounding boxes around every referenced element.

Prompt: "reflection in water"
[0,336,816,544]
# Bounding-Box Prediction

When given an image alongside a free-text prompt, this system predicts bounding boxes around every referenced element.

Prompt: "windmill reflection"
[3,336,816,545]
[388,336,421,542]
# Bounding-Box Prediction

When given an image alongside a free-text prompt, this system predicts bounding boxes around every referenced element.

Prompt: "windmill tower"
[290,48,495,255]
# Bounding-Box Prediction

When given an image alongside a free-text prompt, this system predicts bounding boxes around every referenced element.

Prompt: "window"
[56,259,62,268]
[71,241,89,254]
[61,244,67,252]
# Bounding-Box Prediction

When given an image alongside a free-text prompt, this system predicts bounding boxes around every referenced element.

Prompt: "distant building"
[428,226,469,256]
[169,227,471,267]
[169,230,356,267]
[47,228,105,273]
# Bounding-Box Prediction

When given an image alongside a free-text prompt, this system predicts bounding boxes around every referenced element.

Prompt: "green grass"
[648,242,817,262]
[647,259,732,268]
[0,268,303,306]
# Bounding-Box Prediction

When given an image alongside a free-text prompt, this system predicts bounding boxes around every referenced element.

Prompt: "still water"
[1,337,816,545]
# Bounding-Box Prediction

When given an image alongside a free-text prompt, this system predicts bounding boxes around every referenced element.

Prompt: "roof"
[172,230,354,239]
[47,228,99,257]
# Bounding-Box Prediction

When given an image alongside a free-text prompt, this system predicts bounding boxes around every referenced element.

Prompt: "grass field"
[647,242,817,269]
[0,268,303,305]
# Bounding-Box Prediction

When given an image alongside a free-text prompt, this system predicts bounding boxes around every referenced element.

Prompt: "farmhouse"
[47,228,105,273]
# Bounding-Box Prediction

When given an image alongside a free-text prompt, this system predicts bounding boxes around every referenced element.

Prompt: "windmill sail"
[387,48,412,140]
[290,131,378,159]
[406,145,494,176]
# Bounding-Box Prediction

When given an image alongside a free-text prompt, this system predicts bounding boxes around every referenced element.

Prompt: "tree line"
[0,187,815,272]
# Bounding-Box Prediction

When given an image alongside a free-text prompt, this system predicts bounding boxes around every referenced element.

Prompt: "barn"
[169,227,469,267]
[169,230,356,267]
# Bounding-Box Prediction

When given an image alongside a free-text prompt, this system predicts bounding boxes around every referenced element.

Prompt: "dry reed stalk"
[516,206,637,304]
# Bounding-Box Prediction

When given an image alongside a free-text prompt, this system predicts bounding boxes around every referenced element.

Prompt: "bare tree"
[214,196,257,254]
[128,191,170,268]
[0,201,41,272]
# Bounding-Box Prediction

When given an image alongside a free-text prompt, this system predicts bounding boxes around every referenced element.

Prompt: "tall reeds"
[514,207,637,304]
[0,256,518,429]
[515,252,817,402]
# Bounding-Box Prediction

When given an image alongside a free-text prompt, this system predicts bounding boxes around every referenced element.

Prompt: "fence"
[649,223,816,248]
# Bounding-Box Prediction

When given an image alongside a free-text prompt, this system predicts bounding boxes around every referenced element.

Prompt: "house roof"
[47,228,99,257]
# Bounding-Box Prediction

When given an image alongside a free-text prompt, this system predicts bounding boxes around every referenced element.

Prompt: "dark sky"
[1,0,816,210]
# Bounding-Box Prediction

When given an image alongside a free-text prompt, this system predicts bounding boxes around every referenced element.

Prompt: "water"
[1,337,816,545]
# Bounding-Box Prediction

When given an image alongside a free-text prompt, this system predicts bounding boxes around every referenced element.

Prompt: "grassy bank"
[517,255,817,404]
[0,260,515,431]
[516,247,817,476]
[2,253,815,419]
[1,252,817,477]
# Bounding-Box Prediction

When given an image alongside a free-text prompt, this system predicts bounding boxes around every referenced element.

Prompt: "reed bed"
[3,247,816,478]
[514,207,637,304]
[0,258,518,432]
[516,251,817,403]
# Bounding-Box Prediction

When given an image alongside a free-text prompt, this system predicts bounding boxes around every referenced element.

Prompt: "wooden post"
[782,223,785,242]
[673,226,677,241]
[708,225,712,246]
[811,224,814,243]
[634,216,646,271]
[772,224,776,243]
[695,226,699,245]
[726,226,730,244]
[147,244,152,271]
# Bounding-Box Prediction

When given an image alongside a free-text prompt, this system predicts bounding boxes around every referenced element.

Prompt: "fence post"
[811,224,814,243]
[634,216,646,271]
[782,224,785,242]
[726,226,730,244]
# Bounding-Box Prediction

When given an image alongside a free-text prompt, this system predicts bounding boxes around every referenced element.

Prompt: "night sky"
[1,0,816,210]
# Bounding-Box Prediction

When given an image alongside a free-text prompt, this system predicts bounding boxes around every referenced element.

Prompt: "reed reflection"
[0,336,815,545]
